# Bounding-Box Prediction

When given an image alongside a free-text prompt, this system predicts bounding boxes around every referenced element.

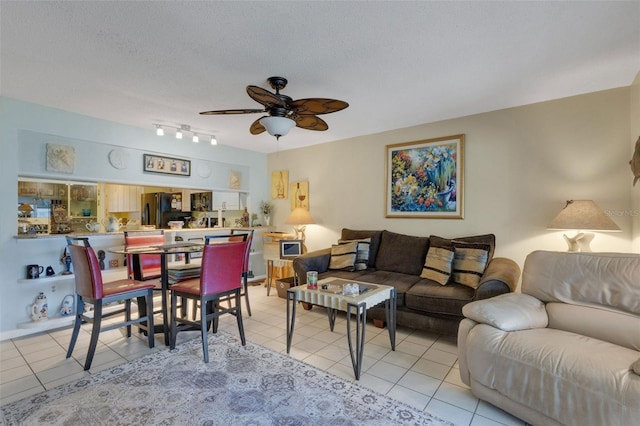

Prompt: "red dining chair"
[65,237,155,370]
[231,229,254,317]
[124,230,165,280]
[170,240,247,363]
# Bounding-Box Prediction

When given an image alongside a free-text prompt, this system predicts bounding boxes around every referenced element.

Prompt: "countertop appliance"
[141,192,181,229]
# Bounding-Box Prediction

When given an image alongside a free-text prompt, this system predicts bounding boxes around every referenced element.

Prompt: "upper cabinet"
[212,192,240,210]
[104,184,142,213]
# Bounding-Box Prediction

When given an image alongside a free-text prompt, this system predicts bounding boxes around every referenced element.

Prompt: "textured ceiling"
[1,1,639,153]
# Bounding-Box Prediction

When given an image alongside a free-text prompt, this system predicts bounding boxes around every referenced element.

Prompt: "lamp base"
[563,232,594,252]
[293,225,306,242]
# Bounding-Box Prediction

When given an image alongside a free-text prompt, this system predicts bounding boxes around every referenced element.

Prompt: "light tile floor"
[0,284,526,426]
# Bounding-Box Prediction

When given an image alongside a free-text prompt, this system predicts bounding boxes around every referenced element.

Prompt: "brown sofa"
[293,228,521,336]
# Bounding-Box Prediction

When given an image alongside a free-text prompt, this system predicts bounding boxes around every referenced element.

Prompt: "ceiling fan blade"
[250,117,267,135]
[295,115,329,131]
[200,108,265,115]
[289,98,349,115]
[247,85,287,108]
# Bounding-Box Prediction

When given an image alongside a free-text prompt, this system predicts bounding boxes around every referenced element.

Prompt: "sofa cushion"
[452,243,491,288]
[431,234,496,261]
[405,279,475,316]
[341,229,382,269]
[634,359,640,375]
[328,241,358,271]
[421,246,454,285]
[375,230,429,275]
[354,270,422,307]
[338,238,371,271]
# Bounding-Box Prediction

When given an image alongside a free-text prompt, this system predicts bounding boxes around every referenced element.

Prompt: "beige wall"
[268,87,633,271]
[631,72,640,252]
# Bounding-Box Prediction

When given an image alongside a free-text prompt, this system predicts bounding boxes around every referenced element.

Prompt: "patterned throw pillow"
[420,246,455,285]
[328,241,358,271]
[338,238,371,271]
[452,244,490,289]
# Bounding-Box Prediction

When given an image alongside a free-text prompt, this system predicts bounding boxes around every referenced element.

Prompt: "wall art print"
[385,134,464,219]
[143,154,190,176]
[272,170,289,199]
[290,181,309,210]
[46,144,75,174]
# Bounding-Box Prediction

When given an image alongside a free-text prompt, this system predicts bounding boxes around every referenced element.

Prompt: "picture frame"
[279,239,303,259]
[290,181,309,211]
[385,134,464,219]
[143,154,191,176]
[271,170,289,199]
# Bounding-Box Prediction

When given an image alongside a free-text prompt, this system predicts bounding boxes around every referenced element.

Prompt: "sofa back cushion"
[375,230,429,275]
[523,251,640,316]
[341,229,382,269]
[546,302,640,351]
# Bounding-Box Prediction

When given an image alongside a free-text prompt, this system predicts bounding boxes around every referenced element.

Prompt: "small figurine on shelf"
[241,207,250,228]
[60,247,72,275]
[97,250,106,270]
[60,294,74,316]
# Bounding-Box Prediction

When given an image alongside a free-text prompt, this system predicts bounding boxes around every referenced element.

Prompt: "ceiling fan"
[200,76,349,140]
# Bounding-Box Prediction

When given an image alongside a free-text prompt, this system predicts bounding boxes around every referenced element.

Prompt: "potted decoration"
[260,201,273,226]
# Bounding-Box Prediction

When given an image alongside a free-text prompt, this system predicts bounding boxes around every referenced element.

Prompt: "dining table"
[108,241,205,346]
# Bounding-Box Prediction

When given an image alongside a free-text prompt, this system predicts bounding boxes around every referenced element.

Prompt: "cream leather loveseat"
[458,250,640,426]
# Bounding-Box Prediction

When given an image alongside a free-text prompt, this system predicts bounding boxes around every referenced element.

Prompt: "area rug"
[1,332,452,425]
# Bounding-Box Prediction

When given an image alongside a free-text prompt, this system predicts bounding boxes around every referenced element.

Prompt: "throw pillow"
[420,246,455,285]
[341,229,382,268]
[338,238,371,271]
[328,241,358,271]
[452,243,490,289]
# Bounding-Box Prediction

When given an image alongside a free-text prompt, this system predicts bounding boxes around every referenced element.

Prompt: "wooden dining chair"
[65,237,155,370]
[170,240,247,363]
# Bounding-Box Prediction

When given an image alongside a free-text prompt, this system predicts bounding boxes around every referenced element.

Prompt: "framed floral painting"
[385,134,464,219]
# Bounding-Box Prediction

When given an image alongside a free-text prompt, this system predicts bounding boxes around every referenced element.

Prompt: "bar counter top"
[14,226,269,239]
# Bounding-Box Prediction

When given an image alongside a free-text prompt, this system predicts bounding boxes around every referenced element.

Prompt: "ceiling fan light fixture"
[259,116,295,139]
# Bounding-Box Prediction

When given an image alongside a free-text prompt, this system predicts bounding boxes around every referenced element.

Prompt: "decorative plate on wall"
[108,149,128,169]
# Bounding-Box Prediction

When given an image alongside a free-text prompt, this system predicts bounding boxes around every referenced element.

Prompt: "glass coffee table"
[286,277,396,380]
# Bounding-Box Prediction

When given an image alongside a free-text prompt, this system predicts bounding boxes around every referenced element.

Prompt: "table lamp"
[285,207,315,241]
[547,200,621,252]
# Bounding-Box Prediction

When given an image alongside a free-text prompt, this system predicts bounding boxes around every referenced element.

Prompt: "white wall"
[631,72,640,252]
[0,97,268,338]
[268,87,634,275]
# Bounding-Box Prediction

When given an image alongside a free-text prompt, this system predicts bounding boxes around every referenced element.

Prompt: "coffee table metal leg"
[161,255,170,346]
[286,291,298,353]
[346,302,367,380]
[386,288,397,350]
[326,307,336,331]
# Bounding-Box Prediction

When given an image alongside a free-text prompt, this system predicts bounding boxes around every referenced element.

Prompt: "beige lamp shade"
[285,208,314,241]
[548,200,620,252]
[285,208,315,226]
[547,200,621,231]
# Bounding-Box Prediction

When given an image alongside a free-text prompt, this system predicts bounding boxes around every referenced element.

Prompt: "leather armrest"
[462,293,548,331]
[293,248,331,282]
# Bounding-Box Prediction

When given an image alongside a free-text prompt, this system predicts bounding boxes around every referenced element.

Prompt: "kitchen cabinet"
[18,181,66,199]
[212,192,240,210]
[105,184,142,212]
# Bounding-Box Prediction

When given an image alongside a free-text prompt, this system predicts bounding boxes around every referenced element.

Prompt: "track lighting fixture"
[153,123,218,146]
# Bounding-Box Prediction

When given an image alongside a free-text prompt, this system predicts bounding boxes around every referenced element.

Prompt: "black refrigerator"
[141,192,181,229]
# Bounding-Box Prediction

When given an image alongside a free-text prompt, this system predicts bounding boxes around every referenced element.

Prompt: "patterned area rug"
[1,332,452,425]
